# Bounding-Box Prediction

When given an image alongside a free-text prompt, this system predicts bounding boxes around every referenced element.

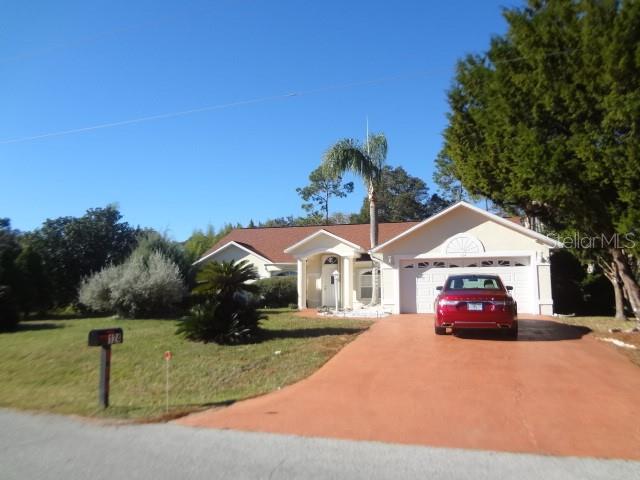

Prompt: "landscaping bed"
[0,310,370,420]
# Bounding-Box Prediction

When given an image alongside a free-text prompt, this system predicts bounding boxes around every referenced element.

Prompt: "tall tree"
[436,0,640,319]
[323,132,388,305]
[356,166,451,223]
[296,166,354,224]
[14,245,50,316]
[323,133,387,248]
[0,219,21,327]
[28,205,138,307]
[0,219,20,286]
[184,224,235,264]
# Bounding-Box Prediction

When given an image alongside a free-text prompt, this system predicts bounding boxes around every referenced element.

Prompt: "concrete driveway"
[177,315,640,460]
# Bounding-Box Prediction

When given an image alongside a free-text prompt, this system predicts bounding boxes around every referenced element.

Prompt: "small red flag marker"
[164,351,172,412]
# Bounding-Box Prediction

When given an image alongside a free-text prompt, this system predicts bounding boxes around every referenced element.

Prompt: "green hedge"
[255,276,297,308]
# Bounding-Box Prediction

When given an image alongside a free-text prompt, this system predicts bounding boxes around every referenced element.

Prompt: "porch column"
[342,256,353,309]
[297,258,307,310]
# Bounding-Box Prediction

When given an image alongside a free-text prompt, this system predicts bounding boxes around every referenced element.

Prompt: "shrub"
[135,231,191,280]
[79,251,186,318]
[255,277,297,308]
[78,263,123,313]
[177,296,264,344]
[178,260,264,344]
[0,285,19,330]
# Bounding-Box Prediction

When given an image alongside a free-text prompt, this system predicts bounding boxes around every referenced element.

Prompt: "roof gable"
[194,241,271,265]
[371,201,561,252]
[284,229,364,254]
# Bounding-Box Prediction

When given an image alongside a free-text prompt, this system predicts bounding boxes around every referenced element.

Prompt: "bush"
[178,260,263,344]
[177,295,264,344]
[135,231,192,280]
[79,251,186,318]
[0,285,19,330]
[78,263,123,313]
[255,276,297,308]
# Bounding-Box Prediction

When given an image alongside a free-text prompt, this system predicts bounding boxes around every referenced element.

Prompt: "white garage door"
[399,257,532,314]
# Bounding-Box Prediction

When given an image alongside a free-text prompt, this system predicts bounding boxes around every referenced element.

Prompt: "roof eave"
[194,240,272,265]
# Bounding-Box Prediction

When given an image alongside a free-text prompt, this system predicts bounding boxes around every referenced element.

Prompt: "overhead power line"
[0,49,576,146]
[0,68,451,145]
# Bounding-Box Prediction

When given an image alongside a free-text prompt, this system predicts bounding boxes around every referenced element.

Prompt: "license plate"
[467,303,483,311]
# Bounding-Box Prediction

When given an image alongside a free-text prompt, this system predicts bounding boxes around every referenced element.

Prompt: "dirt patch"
[596,331,640,368]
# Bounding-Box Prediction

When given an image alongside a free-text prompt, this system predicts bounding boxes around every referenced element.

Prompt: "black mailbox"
[88,328,123,347]
[88,328,123,408]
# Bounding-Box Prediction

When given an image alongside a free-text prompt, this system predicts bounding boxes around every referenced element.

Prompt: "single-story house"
[195,201,561,315]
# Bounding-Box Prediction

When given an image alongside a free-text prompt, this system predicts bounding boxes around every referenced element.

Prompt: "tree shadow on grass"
[259,308,296,315]
[454,319,591,342]
[261,327,365,340]
[1,322,64,334]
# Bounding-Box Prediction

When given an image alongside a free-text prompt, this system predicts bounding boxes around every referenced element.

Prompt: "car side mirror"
[506,285,513,291]
[435,286,443,291]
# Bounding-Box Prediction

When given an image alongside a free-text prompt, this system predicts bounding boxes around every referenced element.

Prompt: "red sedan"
[434,274,518,339]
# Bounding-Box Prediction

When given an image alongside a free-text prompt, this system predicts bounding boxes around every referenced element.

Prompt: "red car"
[434,274,518,339]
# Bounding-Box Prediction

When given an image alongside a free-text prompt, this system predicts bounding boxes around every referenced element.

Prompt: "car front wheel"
[435,325,447,335]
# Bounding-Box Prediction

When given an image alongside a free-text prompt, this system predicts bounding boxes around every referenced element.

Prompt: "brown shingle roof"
[200,222,420,264]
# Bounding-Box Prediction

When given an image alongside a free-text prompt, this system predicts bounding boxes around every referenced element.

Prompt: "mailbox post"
[88,328,123,408]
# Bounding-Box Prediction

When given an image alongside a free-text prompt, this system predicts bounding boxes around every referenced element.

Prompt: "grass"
[0,310,371,420]
[554,316,640,367]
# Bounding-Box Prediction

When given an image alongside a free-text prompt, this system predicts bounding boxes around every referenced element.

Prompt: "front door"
[321,255,340,307]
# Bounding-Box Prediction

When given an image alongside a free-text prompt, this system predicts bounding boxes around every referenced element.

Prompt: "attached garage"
[371,202,560,316]
[399,257,533,314]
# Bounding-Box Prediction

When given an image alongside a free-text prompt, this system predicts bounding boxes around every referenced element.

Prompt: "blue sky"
[1,0,514,241]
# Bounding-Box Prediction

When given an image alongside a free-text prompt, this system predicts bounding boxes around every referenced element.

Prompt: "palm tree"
[193,259,259,301]
[322,133,388,304]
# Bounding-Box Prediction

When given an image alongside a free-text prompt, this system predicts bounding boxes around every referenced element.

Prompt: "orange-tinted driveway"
[177,315,640,459]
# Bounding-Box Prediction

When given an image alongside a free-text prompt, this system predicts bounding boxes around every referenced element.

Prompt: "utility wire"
[0,49,576,146]
[0,68,452,145]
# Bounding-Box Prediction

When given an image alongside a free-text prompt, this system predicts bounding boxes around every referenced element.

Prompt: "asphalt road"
[0,409,638,480]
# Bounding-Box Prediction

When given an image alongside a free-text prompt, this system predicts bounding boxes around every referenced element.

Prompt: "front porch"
[296,252,382,311]
[283,229,381,311]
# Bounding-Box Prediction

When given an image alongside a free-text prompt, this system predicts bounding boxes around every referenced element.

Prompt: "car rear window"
[445,275,502,290]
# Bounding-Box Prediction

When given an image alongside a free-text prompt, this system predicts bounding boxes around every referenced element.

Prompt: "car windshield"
[445,275,502,290]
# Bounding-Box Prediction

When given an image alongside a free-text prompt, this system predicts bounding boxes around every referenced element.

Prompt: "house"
[195,201,561,315]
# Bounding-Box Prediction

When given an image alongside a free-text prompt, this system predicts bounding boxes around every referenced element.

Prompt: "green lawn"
[0,310,370,420]
[553,315,637,333]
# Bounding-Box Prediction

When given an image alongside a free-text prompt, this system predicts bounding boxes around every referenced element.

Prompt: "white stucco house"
[195,202,561,315]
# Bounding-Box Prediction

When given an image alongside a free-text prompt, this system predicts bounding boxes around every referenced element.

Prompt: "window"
[273,271,297,277]
[403,263,414,269]
[445,275,503,290]
[481,260,494,267]
[324,256,338,265]
[359,269,381,300]
[498,260,511,266]
[417,262,429,269]
[448,263,459,268]
[433,261,445,267]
